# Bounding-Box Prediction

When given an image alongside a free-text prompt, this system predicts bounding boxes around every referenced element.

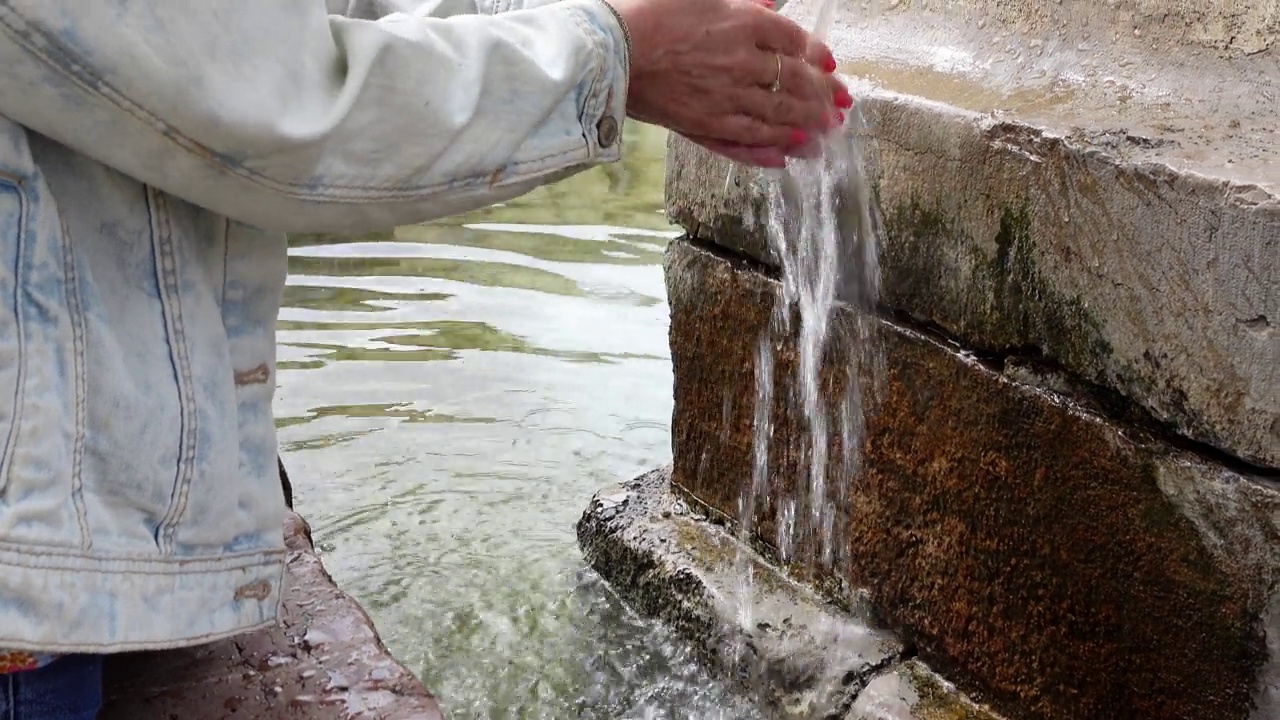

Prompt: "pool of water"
[277,124,755,719]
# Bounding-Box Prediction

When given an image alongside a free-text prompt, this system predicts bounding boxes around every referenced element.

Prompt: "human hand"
[680,117,835,169]
[606,0,851,165]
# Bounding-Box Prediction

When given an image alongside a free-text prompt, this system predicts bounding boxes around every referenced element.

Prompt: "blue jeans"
[0,656,103,720]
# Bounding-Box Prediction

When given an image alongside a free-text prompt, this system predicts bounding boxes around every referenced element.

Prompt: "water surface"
[279,125,755,719]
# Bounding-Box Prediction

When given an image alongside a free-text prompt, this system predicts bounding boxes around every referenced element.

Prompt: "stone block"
[664,0,1279,467]
[665,237,1279,720]
[577,467,904,718]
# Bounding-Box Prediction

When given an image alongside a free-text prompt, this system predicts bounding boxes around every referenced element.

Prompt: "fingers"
[685,134,788,169]
[713,114,808,148]
[754,53,842,104]
[683,126,827,169]
[697,60,852,154]
[745,4,838,71]
[828,74,853,110]
[752,53,823,97]
[801,38,837,73]
[737,86,833,133]
[785,135,824,160]
[745,4,810,58]
[737,11,849,128]
[735,53,846,133]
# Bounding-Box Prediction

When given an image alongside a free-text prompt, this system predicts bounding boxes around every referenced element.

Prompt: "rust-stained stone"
[666,238,1280,720]
[100,513,442,720]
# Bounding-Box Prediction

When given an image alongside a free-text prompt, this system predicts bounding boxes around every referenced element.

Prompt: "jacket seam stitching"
[0,618,277,654]
[0,4,603,200]
[570,12,606,152]
[0,543,285,565]
[0,180,27,501]
[0,554,286,574]
[272,547,287,630]
[146,190,199,554]
[219,218,230,308]
[59,217,91,550]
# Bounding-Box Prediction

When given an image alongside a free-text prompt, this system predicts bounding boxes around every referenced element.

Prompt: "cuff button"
[597,115,620,149]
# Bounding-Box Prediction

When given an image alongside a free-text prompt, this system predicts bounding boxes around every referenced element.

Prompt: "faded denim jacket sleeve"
[0,0,629,234]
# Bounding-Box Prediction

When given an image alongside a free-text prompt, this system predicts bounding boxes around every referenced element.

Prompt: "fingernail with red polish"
[836,111,845,125]
[834,88,853,109]
[821,50,837,73]
[789,129,807,146]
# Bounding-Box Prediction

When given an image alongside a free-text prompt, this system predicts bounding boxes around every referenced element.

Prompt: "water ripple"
[277,124,742,719]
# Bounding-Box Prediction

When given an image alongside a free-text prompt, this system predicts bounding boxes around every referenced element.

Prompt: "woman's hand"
[606,0,850,164]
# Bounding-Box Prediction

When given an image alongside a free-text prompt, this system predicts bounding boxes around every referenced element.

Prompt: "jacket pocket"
[0,175,26,500]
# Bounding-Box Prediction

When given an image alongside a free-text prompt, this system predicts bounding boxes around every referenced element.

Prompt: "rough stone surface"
[847,661,1006,720]
[100,513,442,720]
[807,0,1280,58]
[666,238,1280,720]
[577,467,905,718]
[665,0,1280,467]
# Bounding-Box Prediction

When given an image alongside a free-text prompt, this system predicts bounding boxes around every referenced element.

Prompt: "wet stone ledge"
[99,513,443,720]
[661,238,1279,720]
[578,467,1008,720]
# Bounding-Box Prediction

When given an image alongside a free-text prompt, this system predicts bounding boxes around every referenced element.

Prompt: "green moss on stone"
[988,203,1112,372]
[879,196,1113,378]
[904,663,1002,720]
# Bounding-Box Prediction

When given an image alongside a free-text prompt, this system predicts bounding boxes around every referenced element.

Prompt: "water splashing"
[735,0,883,609]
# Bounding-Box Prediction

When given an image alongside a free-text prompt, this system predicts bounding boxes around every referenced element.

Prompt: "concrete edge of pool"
[98,512,444,720]
[577,466,1008,720]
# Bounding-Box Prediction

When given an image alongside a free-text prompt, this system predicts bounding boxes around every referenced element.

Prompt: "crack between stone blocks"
[684,233,782,279]
[875,304,1280,482]
[678,234,1280,481]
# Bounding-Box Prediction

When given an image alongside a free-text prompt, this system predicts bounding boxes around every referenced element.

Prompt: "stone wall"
[656,1,1279,719]
[859,0,1279,55]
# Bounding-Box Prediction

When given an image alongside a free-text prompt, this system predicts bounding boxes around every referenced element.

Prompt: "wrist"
[598,0,633,76]
[602,0,652,72]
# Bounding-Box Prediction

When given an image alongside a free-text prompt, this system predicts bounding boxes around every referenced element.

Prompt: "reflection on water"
[279,124,756,719]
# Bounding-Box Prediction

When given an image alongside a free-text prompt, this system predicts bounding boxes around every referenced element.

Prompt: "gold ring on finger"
[769,54,782,93]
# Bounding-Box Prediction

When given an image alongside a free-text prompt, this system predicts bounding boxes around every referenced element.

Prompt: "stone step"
[99,513,444,720]
[577,467,1007,720]
[662,237,1278,720]
[663,0,1278,467]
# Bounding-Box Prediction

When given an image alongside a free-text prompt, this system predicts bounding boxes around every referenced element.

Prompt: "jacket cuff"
[561,0,630,162]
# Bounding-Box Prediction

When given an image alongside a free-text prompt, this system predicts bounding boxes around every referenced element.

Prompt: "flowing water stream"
[737,0,883,617]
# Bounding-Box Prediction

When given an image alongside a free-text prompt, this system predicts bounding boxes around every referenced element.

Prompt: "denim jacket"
[0,0,627,652]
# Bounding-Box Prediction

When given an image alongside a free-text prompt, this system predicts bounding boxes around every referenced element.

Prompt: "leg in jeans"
[0,655,104,720]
